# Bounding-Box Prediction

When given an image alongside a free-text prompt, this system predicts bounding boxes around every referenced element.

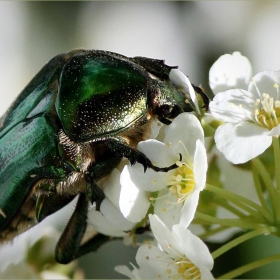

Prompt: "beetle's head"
[146,78,194,124]
[132,56,209,124]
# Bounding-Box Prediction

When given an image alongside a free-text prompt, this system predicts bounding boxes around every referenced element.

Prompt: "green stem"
[206,184,273,223]
[251,157,277,219]
[214,200,247,219]
[212,228,269,259]
[273,137,280,191]
[195,212,262,230]
[272,137,280,224]
[218,253,280,279]
[197,225,230,239]
[251,163,272,216]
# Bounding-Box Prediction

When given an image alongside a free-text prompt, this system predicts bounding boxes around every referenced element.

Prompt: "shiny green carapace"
[0,50,209,264]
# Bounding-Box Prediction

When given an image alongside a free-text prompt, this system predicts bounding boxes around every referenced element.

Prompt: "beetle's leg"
[54,192,118,264]
[55,193,88,264]
[34,178,76,222]
[192,84,210,110]
[104,137,178,172]
[84,156,121,209]
[36,192,75,222]
[84,177,105,211]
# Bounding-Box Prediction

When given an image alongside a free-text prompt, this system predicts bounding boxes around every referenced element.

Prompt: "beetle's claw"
[129,158,137,167]
[146,153,182,173]
[131,156,148,172]
[130,152,181,173]
[85,178,105,211]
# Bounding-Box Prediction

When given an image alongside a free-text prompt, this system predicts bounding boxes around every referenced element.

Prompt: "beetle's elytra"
[0,49,209,264]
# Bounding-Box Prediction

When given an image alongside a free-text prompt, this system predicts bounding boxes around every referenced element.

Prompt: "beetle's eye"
[158,104,171,117]
[169,104,180,118]
[157,104,180,119]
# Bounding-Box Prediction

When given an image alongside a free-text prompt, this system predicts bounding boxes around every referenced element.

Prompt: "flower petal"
[122,163,169,193]
[169,69,200,114]
[193,140,207,191]
[179,190,200,228]
[114,265,135,279]
[138,139,177,166]
[102,168,122,208]
[268,124,280,136]
[149,214,182,256]
[87,205,126,237]
[120,166,151,222]
[172,225,214,270]
[248,70,280,100]
[100,198,135,231]
[154,188,182,229]
[209,52,252,94]
[214,122,272,163]
[164,113,204,159]
[136,245,170,279]
[122,140,178,193]
[200,266,215,280]
[210,89,255,123]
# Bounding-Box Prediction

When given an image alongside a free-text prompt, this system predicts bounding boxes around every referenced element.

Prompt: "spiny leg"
[104,137,180,172]
[36,192,75,222]
[84,155,121,210]
[54,156,122,263]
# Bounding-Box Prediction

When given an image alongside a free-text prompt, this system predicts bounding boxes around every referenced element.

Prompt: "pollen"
[254,91,280,129]
[168,163,195,204]
[176,258,200,279]
[165,257,200,279]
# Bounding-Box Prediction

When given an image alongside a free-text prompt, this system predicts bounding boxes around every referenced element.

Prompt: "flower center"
[168,161,195,204]
[254,92,280,129]
[165,257,200,279]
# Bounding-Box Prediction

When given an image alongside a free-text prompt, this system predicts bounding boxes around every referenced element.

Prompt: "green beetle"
[0,49,209,264]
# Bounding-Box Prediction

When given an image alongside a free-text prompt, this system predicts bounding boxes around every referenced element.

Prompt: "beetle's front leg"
[104,137,178,172]
[55,193,88,264]
[55,156,122,264]
[84,155,121,209]
[84,175,105,211]
[55,193,116,264]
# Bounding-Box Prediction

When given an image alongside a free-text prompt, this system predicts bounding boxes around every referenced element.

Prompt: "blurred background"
[1,1,280,278]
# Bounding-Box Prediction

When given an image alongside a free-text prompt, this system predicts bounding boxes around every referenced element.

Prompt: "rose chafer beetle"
[0,49,209,264]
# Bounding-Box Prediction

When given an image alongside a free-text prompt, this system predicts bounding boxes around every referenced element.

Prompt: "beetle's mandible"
[0,50,209,264]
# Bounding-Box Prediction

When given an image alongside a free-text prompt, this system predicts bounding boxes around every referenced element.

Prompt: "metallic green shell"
[0,53,75,232]
[56,51,148,142]
[0,116,70,231]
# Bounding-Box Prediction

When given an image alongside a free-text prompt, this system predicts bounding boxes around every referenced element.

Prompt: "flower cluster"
[95,53,280,278]
[210,52,280,164]
[2,52,280,279]
[85,69,214,279]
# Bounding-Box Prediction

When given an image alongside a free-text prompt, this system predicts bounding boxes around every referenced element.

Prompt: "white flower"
[120,113,207,229]
[115,214,214,279]
[169,69,201,114]
[209,52,280,163]
[209,51,252,94]
[87,168,135,237]
[0,223,76,279]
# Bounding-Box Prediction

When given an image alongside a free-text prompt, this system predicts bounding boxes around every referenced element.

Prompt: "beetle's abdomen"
[0,115,72,238]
